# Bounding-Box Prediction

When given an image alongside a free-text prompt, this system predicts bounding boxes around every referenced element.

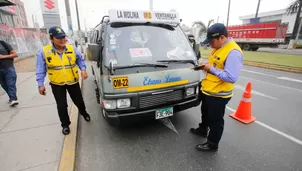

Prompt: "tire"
[242,44,251,51]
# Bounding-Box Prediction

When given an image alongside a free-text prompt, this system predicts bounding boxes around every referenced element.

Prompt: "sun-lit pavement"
[0,71,72,171]
[76,63,302,171]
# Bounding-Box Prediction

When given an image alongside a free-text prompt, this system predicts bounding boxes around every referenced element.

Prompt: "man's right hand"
[39,86,46,95]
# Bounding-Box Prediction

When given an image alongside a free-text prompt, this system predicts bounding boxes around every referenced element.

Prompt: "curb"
[243,61,302,73]
[58,77,83,171]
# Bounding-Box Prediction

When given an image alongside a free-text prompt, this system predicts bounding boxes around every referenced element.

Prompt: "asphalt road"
[76,64,302,171]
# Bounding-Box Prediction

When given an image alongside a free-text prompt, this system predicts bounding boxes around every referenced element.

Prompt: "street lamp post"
[226,0,231,27]
[65,0,73,36]
[75,0,84,53]
[254,0,261,23]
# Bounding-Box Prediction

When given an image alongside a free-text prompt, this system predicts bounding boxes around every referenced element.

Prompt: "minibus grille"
[139,89,184,108]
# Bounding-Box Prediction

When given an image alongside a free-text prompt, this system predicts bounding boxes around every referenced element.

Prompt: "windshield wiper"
[157,59,197,65]
[113,63,168,69]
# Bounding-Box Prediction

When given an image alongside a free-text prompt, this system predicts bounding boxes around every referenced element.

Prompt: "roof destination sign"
[117,11,139,19]
[109,9,180,24]
[154,13,177,20]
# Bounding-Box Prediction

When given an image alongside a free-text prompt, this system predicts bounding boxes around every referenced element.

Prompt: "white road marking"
[234,85,278,100]
[277,77,302,83]
[242,69,277,77]
[226,106,302,146]
[159,118,179,134]
[240,76,302,93]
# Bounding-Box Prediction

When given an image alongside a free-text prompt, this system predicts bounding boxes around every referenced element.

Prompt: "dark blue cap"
[202,23,228,44]
[49,26,66,38]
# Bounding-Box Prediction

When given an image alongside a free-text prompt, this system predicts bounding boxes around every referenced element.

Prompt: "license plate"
[113,77,129,89]
[155,107,173,120]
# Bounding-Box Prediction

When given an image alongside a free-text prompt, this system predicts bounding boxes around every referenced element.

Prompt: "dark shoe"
[190,126,208,138]
[83,114,91,122]
[195,142,218,152]
[62,127,70,135]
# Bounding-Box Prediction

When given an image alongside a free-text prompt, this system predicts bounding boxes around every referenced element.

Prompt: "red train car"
[227,22,288,51]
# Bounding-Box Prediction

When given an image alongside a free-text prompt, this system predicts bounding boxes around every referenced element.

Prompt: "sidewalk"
[0,72,72,171]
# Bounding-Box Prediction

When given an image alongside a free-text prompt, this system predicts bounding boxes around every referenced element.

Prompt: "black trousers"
[199,92,231,145]
[50,83,87,127]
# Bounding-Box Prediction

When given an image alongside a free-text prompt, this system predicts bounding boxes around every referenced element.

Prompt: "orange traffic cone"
[229,82,256,124]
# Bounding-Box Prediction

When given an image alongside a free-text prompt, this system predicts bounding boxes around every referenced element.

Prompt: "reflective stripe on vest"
[202,89,233,97]
[47,64,77,70]
[50,80,78,85]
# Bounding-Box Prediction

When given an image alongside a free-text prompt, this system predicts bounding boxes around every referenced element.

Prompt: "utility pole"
[65,0,73,35]
[84,18,87,31]
[31,8,40,28]
[32,15,35,28]
[254,0,261,24]
[75,0,84,53]
[84,18,88,43]
[226,0,231,27]
[149,0,153,10]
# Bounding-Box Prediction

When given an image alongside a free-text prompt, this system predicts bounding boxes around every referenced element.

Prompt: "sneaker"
[10,100,19,107]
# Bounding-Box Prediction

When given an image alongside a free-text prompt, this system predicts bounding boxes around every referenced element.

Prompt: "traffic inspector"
[190,23,243,152]
[35,26,91,135]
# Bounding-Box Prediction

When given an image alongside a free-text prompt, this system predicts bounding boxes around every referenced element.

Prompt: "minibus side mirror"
[87,43,101,62]
[188,37,195,43]
[194,44,201,59]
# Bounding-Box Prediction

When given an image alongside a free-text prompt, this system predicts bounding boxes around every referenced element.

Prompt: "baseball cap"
[49,26,66,38]
[202,23,228,44]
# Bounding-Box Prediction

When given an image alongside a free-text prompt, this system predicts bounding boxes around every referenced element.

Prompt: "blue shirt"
[35,44,86,87]
[209,39,243,83]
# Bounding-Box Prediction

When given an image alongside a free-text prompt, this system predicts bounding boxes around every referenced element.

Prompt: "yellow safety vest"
[201,40,242,98]
[43,44,79,86]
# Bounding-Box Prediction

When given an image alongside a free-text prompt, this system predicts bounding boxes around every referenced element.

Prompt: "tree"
[192,19,215,38]
[286,0,302,39]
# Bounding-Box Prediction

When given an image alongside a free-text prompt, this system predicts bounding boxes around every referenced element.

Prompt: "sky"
[21,0,294,32]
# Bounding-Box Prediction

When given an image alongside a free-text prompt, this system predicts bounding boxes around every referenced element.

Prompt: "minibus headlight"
[117,98,131,108]
[103,100,117,109]
[186,87,195,96]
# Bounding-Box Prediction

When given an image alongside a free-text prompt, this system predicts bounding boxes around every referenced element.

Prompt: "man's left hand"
[0,55,4,59]
[81,70,88,80]
[203,64,211,72]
